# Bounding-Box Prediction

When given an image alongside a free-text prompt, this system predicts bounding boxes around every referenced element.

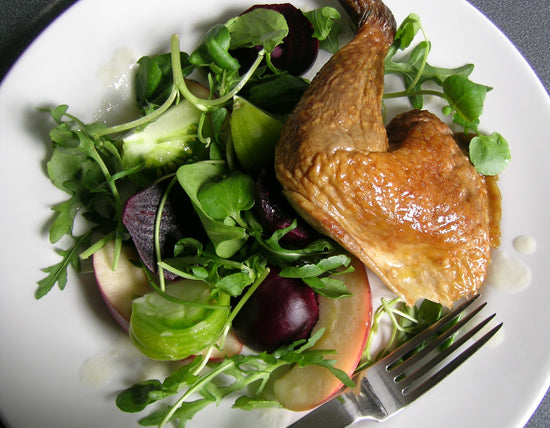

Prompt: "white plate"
[0,0,549,427]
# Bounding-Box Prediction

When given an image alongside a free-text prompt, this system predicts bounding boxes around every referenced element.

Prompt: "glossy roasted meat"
[274,0,500,307]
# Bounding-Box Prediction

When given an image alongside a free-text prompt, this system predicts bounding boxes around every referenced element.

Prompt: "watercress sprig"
[356,297,457,372]
[384,13,511,175]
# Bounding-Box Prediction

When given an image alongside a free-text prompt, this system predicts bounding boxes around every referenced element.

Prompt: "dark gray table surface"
[0,0,548,427]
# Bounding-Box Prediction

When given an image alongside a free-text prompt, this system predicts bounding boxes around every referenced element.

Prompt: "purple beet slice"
[122,180,204,280]
[231,3,319,76]
[255,166,318,247]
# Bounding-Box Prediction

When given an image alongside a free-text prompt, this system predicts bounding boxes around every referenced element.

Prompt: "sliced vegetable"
[129,280,230,360]
[122,88,210,185]
[230,96,284,173]
[122,179,205,280]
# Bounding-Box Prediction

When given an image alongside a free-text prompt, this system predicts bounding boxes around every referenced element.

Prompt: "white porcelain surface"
[0,0,548,427]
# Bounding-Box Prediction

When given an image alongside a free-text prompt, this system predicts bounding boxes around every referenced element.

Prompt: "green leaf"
[442,75,490,123]
[469,132,511,175]
[197,172,255,221]
[303,276,352,298]
[393,13,422,51]
[116,380,164,413]
[190,24,240,71]
[244,72,308,115]
[50,104,69,123]
[225,8,289,53]
[233,395,282,410]
[135,53,194,112]
[177,162,250,258]
[216,272,254,296]
[303,7,342,53]
[416,299,443,326]
[36,233,90,299]
[279,254,351,279]
[49,197,79,243]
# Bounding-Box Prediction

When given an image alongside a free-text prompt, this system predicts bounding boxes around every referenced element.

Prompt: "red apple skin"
[92,240,243,357]
[272,257,372,411]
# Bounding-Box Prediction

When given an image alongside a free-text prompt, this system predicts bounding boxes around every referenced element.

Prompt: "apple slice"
[92,240,243,357]
[272,257,372,411]
[93,240,150,331]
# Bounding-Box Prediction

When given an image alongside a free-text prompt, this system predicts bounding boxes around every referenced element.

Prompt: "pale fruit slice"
[92,240,242,357]
[93,240,150,331]
[273,258,372,411]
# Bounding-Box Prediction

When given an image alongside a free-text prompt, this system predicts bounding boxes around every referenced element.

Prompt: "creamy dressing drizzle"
[94,47,139,124]
[512,234,537,255]
[485,236,536,294]
[80,335,173,387]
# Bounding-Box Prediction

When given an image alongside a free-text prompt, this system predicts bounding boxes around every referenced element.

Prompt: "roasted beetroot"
[231,3,319,76]
[122,180,204,280]
[232,268,319,352]
[255,167,317,246]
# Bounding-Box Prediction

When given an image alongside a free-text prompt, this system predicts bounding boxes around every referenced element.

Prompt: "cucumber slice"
[122,80,212,185]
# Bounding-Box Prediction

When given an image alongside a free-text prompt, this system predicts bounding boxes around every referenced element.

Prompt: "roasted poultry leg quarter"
[274,0,501,307]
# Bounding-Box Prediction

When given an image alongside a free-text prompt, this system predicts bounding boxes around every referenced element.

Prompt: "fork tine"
[395,311,496,389]
[388,300,488,377]
[402,321,503,403]
[379,295,480,367]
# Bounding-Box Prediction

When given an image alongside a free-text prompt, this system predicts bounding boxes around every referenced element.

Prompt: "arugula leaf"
[38,106,131,297]
[36,233,90,298]
[161,253,257,297]
[279,254,353,298]
[303,276,352,298]
[116,330,354,427]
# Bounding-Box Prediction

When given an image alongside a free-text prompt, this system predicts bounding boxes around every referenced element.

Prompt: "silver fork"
[288,295,502,427]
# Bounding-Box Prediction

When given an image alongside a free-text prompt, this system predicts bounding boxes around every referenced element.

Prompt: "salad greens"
[117,329,355,427]
[384,13,511,174]
[37,3,510,427]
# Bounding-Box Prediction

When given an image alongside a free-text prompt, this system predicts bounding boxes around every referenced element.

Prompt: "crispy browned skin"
[275,0,500,307]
